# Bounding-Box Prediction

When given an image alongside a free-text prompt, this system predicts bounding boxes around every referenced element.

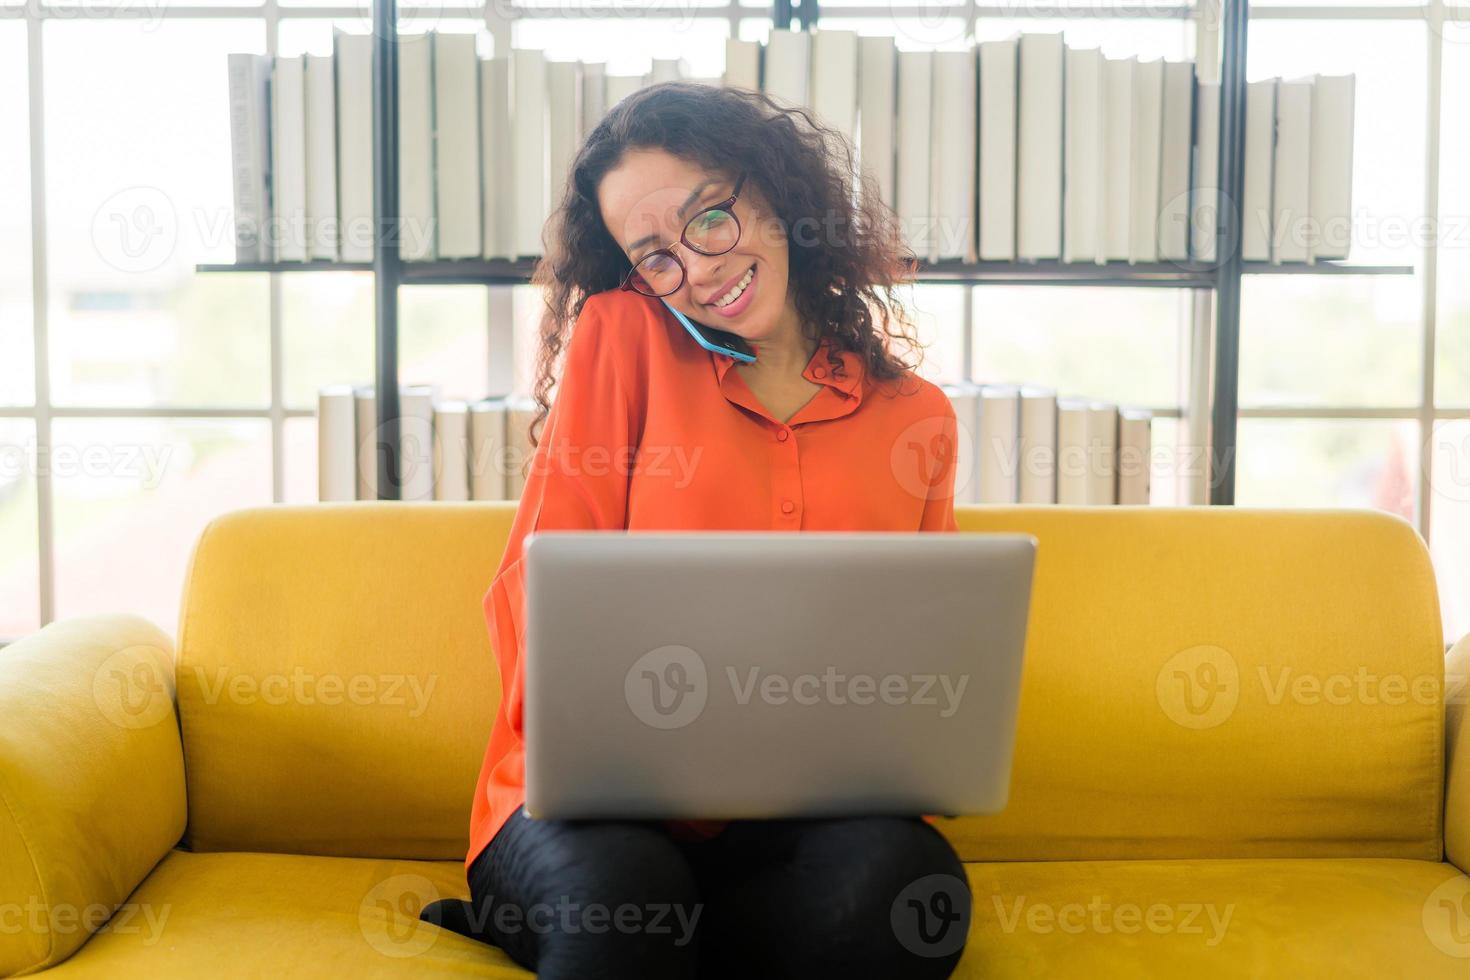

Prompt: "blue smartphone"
[659,298,757,363]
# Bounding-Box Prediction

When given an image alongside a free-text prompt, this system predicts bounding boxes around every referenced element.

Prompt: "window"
[2,1,1466,644]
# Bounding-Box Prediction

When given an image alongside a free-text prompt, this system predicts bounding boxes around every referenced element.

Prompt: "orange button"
[812,366,827,379]
[781,499,796,515]
[776,429,790,442]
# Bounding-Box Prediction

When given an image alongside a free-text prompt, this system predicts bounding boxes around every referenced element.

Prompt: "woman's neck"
[741,300,818,378]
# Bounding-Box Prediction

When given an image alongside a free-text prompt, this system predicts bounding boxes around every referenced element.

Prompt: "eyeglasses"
[619,172,747,298]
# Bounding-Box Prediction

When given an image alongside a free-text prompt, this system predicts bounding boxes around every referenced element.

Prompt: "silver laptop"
[523,531,1036,820]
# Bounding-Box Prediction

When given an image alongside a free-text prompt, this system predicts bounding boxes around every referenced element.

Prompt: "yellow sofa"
[3,503,1469,977]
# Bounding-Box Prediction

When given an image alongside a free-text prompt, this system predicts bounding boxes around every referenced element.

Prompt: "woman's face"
[598,148,792,344]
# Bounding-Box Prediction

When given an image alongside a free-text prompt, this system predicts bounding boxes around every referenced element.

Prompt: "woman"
[430,80,971,979]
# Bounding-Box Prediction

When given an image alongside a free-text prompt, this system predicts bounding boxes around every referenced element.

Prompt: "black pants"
[426,807,971,980]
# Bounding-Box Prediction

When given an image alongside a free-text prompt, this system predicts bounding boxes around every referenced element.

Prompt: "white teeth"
[714,265,755,308]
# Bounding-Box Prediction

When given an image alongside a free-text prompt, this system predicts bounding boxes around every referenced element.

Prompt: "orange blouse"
[467,286,959,869]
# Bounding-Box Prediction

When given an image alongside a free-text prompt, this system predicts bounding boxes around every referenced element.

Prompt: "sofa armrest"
[1447,633,1470,872]
[0,614,185,976]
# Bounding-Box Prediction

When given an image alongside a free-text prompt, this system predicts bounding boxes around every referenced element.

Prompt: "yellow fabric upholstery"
[35,850,527,978]
[3,504,1463,977]
[963,857,1470,976]
[0,615,185,977]
[945,507,1445,863]
[30,852,1470,977]
[177,504,511,858]
[1444,633,1470,871]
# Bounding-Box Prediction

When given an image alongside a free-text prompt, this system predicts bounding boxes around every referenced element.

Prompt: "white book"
[1157,60,1194,262]
[724,38,761,91]
[271,55,307,262]
[317,385,356,502]
[857,35,896,211]
[1117,408,1153,505]
[469,398,508,500]
[1101,57,1136,262]
[581,62,608,138]
[1309,74,1355,262]
[400,383,437,501]
[1055,398,1090,505]
[810,29,859,155]
[604,74,646,109]
[930,50,977,262]
[1241,78,1278,262]
[1087,401,1118,505]
[978,384,1021,504]
[1016,33,1064,261]
[227,53,272,263]
[433,400,470,502]
[513,48,549,259]
[432,34,481,260]
[398,34,435,261]
[650,58,691,84]
[942,383,982,505]
[1129,58,1164,264]
[978,36,1019,262]
[335,32,374,262]
[763,29,811,110]
[354,385,377,500]
[304,54,338,261]
[1018,386,1057,504]
[548,61,580,209]
[480,58,514,260]
[895,50,934,261]
[1062,47,1103,264]
[1191,82,1221,263]
[1273,77,1313,264]
[505,395,539,499]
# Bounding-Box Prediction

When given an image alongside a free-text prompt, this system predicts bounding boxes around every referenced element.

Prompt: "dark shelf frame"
[200,0,1405,502]
[198,258,1412,289]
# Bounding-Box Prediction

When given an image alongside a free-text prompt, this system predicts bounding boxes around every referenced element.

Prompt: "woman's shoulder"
[569,289,665,362]
[867,363,956,419]
[578,287,666,338]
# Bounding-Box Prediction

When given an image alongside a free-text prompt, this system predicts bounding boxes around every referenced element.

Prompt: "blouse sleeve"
[482,296,641,741]
[918,393,960,533]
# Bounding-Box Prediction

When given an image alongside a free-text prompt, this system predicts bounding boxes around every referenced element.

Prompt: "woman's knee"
[773,817,971,980]
[471,818,702,980]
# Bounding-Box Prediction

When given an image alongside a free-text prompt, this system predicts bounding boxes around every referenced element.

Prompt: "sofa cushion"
[964,857,1470,976]
[37,852,1470,976]
[176,504,1445,865]
[946,507,1445,863]
[38,850,526,978]
[176,504,513,859]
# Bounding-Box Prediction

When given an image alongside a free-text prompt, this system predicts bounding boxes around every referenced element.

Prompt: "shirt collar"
[711,335,865,404]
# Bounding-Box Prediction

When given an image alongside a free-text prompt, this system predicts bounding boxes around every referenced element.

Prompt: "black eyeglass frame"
[618,171,749,298]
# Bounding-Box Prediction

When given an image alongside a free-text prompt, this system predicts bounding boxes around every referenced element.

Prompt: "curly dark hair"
[526,79,926,447]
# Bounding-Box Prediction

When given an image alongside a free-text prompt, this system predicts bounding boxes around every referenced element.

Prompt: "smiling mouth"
[709,263,756,309]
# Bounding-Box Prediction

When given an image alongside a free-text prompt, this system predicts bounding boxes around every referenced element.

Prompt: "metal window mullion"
[26,4,54,627]
[266,0,284,504]
[1419,0,1443,539]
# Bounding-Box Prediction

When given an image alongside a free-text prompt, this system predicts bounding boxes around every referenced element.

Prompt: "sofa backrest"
[177,503,1445,863]
[177,504,506,859]
[947,506,1444,862]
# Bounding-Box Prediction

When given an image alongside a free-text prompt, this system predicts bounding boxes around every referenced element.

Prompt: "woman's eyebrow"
[624,178,724,253]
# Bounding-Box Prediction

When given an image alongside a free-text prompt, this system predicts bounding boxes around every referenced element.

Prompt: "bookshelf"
[198,0,1412,505]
